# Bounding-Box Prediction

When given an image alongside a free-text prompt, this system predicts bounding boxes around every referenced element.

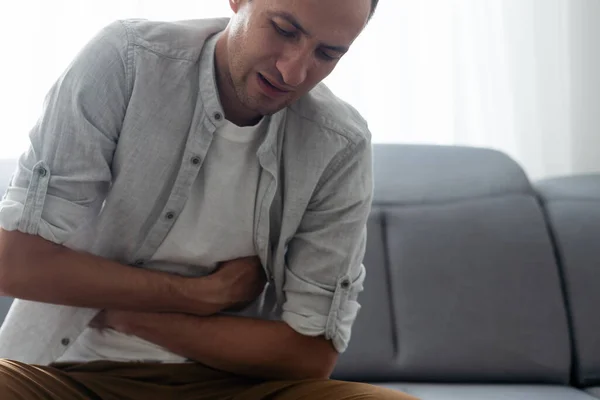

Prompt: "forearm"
[0,229,219,315]
[123,313,338,380]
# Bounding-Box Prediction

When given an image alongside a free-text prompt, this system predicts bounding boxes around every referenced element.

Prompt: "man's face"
[222,0,371,119]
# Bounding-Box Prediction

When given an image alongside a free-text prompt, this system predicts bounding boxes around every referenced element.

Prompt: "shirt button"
[61,338,71,346]
[134,259,145,266]
[191,156,201,166]
[37,167,47,177]
[340,279,351,290]
[213,112,223,121]
[165,212,176,220]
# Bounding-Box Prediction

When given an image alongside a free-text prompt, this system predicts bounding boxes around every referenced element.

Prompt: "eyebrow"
[271,11,350,54]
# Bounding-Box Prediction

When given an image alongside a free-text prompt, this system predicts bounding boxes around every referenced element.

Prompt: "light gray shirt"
[0,18,373,365]
[58,117,267,363]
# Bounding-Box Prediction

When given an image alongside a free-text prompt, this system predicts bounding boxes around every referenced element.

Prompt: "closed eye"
[317,49,340,62]
[272,22,296,38]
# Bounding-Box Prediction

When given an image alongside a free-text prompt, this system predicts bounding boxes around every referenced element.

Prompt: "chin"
[246,98,289,117]
[236,86,291,117]
[259,102,286,114]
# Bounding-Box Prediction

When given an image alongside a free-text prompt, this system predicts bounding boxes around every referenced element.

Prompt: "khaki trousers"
[0,359,417,400]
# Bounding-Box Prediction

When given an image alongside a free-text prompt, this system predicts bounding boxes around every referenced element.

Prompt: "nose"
[275,48,310,88]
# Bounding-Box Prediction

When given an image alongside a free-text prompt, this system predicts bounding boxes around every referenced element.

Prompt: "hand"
[165,256,268,316]
[209,256,268,311]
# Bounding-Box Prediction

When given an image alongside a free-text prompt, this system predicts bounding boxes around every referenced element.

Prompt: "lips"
[258,73,289,93]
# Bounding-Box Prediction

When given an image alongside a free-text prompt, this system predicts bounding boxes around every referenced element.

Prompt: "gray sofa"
[1,145,599,399]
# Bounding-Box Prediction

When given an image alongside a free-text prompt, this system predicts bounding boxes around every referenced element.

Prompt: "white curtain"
[1,0,599,179]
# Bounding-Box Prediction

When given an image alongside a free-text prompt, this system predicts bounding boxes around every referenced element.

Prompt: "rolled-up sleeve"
[0,21,131,244]
[282,135,373,353]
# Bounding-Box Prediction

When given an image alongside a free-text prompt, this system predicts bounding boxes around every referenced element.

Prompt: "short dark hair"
[370,0,379,18]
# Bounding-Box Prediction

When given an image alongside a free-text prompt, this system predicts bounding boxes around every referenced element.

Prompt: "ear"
[229,0,240,13]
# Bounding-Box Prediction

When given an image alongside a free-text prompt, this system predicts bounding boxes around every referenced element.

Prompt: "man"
[0,0,416,398]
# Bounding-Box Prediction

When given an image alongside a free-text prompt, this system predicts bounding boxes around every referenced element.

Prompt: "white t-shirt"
[58,118,266,363]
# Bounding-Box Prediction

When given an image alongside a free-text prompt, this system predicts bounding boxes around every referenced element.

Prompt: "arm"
[281,135,373,353]
[0,228,265,315]
[0,229,213,314]
[98,311,338,380]
[0,22,264,315]
[0,22,141,308]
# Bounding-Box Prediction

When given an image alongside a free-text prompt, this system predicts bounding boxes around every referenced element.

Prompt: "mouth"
[257,73,290,97]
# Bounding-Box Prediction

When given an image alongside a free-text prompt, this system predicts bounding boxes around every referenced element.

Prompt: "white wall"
[494,0,573,179]
[569,0,600,176]
[0,1,598,179]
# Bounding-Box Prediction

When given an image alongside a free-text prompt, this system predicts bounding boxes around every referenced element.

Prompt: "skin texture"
[0,230,266,316]
[93,311,340,380]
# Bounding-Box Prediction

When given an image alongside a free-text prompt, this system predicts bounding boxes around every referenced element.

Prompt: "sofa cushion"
[333,208,398,381]
[335,145,571,384]
[537,176,600,387]
[381,384,598,400]
[0,159,17,326]
[0,159,16,198]
[587,387,600,399]
[383,195,570,383]
[536,175,600,200]
[371,144,532,206]
[0,297,13,326]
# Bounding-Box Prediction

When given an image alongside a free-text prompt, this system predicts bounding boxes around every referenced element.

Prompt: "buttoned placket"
[130,109,225,265]
[254,111,287,301]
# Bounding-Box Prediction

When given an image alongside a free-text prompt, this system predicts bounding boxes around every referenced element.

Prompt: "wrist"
[177,275,230,316]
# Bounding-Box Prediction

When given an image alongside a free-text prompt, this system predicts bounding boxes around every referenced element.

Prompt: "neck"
[214,32,262,127]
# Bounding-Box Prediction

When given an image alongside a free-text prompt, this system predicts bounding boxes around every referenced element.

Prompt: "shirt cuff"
[281,265,365,353]
[0,187,90,244]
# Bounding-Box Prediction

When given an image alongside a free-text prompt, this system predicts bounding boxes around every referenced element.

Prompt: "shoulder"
[287,83,371,147]
[118,18,229,61]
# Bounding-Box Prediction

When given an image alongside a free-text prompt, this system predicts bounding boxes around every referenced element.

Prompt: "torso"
[58,119,268,363]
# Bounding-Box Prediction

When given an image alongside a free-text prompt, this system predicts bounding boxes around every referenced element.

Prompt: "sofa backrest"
[537,175,600,387]
[0,159,17,325]
[0,159,15,197]
[334,144,572,384]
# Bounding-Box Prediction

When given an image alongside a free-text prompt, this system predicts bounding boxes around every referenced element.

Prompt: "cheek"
[240,38,279,72]
[254,27,289,60]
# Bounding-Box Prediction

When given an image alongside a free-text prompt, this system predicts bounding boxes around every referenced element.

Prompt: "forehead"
[258,0,370,45]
